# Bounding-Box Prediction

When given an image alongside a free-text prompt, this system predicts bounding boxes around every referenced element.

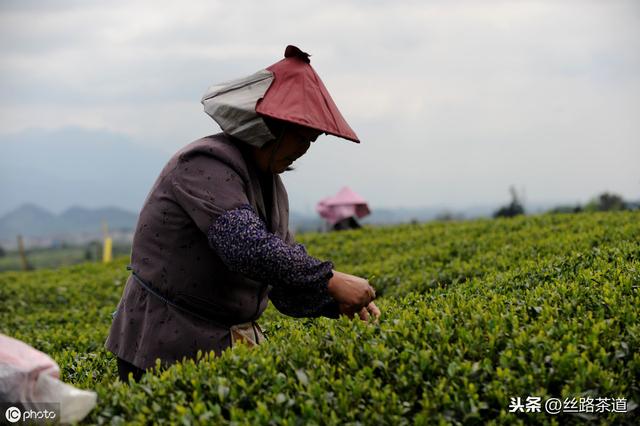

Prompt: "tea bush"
[0,211,638,424]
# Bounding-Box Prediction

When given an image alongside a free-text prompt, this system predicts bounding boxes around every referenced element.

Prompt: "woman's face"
[259,124,323,174]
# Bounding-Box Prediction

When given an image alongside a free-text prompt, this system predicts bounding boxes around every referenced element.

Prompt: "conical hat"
[316,186,370,225]
[256,46,360,143]
[201,69,275,147]
[202,45,359,146]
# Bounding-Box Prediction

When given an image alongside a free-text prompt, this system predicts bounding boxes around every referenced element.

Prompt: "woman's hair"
[262,116,286,140]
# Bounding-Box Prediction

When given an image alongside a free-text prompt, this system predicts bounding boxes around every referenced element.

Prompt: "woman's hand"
[328,270,380,321]
[327,270,376,307]
[337,301,381,323]
[358,302,381,323]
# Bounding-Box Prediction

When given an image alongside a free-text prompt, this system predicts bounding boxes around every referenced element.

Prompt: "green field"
[0,243,132,272]
[1,212,638,425]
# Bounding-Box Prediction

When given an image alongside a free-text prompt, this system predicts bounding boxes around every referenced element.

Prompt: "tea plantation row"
[0,211,638,424]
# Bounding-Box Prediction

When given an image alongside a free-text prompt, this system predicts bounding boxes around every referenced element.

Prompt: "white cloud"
[1,0,638,213]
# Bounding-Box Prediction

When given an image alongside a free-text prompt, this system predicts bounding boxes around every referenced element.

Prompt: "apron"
[116,267,267,351]
[230,322,266,347]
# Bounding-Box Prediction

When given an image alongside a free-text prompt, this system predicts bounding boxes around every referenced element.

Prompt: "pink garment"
[316,187,371,225]
[0,333,60,383]
[0,333,60,403]
[0,333,97,423]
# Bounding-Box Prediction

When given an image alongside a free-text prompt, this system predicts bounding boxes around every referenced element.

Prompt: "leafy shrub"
[0,211,638,424]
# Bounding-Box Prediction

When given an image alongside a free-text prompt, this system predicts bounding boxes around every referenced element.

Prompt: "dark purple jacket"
[105,134,338,370]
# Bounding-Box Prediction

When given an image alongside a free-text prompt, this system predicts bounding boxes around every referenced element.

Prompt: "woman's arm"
[207,204,340,318]
[208,205,333,289]
[169,152,374,319]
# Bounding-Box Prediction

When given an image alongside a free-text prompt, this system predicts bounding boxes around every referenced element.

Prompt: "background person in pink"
[317,186,371,231]
[106,46,380,382]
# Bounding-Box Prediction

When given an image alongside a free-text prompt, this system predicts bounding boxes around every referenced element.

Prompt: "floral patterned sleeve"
[207,204,340,318]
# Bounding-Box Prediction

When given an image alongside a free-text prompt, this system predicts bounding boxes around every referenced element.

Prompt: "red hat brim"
[255,46,360,143]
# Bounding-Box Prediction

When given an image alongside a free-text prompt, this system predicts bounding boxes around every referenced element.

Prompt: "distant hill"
[0,203,138,241]
[0,203,466,245]
[0,199,592,249]
[0,126,169,217]
[289,205,500,233]
[0,203,484,244]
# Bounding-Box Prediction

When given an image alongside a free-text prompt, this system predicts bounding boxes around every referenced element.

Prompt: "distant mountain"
[0,203,57,238]
[0,203,138,240]
[0,126,169,217]
[1,199,598,247]
[59,206,138,231]
[289,205,498,233]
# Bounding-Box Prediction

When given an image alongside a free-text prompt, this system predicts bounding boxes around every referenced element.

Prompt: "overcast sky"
[1,0,638,216]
